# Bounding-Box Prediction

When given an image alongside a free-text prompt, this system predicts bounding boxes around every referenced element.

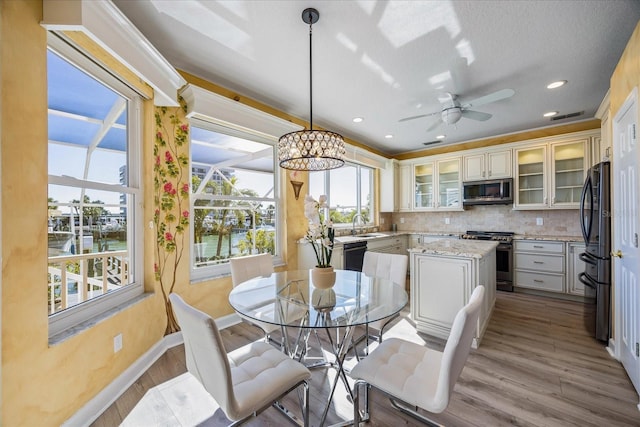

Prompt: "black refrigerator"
[579,161,611,342]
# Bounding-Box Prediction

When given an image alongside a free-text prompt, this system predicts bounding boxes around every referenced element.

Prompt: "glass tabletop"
[228,269,408,329]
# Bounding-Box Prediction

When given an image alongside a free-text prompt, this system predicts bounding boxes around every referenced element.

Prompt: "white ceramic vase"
[311,266,336,289]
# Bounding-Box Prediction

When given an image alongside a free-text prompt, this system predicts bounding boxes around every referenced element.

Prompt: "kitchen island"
[410,239,498,348]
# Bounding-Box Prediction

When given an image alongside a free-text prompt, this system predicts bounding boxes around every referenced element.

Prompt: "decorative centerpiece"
[304,194,336,289]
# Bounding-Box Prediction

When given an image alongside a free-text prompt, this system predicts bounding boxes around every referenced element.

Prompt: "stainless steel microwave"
[463,178,513,205]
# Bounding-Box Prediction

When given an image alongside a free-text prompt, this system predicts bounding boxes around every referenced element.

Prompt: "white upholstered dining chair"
[229,253,280,344]
[169,293,311,426]
[350,285,485,425]
[355,251,408,353]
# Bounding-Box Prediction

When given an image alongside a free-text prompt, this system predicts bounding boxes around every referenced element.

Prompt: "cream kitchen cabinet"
[436,157,462,210]
[366,235,407,255]
[413,162,434,209]
[514,137,589,209]
[413,157,462,211]
[410,240,496,348]
[398,164,413,211]
[463,149,512,181]
[514,240,565,293]
[593,90,612,165]
[379,160,398,212]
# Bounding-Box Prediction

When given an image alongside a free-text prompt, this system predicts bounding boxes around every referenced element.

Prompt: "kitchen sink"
[355,233,387,238]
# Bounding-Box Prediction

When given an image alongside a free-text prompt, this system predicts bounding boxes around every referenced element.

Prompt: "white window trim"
[41,0,185,106]
[183,85,301,282]
[311,161,375,229]
[47,39,144,339]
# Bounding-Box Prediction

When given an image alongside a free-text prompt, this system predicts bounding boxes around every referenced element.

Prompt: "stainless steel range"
[461,230,514,291]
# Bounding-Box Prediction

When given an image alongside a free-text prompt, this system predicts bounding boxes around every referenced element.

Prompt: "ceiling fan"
[399,88,515,132]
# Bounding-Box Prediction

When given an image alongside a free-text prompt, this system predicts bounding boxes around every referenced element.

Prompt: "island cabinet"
[409,239,497,348]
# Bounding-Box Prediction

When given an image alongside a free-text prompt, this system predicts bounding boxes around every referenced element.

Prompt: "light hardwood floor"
[92,292,640,426]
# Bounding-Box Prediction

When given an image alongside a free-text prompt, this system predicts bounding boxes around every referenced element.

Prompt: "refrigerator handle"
[578,272,596,289]
[579,173,592,243]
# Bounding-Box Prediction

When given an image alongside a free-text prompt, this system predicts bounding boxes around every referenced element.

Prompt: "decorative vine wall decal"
[154,98,189,335]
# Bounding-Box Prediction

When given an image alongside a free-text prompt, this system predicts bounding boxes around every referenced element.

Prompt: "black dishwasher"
[343,241,367,271]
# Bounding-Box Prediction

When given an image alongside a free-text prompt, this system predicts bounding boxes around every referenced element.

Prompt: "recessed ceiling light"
[543,111,559,117]
[352,117,363,123]
[436,134,446,139]
[547,80,567,89]
[384,134,393,139]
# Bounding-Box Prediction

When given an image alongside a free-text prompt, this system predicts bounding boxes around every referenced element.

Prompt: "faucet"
[351,213,365,235]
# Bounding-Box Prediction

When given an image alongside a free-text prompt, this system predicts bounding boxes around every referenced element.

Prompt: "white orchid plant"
[304,194,335,268]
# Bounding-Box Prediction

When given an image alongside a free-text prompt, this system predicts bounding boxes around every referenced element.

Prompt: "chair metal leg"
[271,380,310,427]
[389,397,442,427]
[353,380,370,425]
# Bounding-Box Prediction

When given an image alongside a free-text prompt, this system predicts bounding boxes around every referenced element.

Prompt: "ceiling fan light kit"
[278,8,345,171]
[401,88,515,133]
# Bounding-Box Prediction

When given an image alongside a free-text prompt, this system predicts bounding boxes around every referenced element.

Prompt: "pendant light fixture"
[278,8,345,171]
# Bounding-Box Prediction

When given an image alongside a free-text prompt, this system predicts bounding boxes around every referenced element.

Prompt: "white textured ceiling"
[113,0,640,156]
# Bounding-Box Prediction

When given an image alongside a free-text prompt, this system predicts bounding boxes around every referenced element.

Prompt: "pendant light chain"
[308,13,313,131]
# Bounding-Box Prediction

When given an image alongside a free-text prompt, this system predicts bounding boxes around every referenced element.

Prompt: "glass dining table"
[228,269,408,426]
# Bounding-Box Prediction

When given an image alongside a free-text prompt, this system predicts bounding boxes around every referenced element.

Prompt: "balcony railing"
[47,250,129,315]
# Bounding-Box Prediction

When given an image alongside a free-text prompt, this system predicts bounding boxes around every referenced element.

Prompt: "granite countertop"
[514,235,582,242]
[333,230,461,245]
[409,239,498,258]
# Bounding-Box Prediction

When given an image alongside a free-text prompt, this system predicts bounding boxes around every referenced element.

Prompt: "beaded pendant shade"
[278,8,345,171]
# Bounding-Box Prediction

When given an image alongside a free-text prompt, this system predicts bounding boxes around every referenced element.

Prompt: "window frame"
[310,161,375,229]
[47,35,144,338]
[188,118,283,282]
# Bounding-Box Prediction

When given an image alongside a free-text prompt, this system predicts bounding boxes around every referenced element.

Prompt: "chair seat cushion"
[227,342,311,417]
[349,338,444,412]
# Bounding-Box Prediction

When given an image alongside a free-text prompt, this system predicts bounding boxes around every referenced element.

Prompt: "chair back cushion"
[435,285,485,410]
[362,251,408,287]
[169,293,237,415]
[230,253,274,287]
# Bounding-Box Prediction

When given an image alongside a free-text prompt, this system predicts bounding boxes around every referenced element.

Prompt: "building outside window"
[189,120,279,280]
[46,36,143,337]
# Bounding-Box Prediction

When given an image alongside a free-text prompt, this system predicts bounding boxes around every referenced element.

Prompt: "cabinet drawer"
[515,253,564,273]
[515,271,564,292]
[514,240,564,253]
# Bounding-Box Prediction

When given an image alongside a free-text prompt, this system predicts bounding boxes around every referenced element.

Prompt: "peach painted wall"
[0,2,309,424]
[611,21,640,119]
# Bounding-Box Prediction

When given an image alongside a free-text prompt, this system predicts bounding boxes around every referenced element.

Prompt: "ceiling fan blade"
[463,88,515,108]
[426,118,443,131]
[462,109,492,121]
[398,111,439,122]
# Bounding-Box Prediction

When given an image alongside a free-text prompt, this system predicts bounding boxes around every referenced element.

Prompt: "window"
[309,163,374,226]
[190,120,279,280]
[47,37,142,337]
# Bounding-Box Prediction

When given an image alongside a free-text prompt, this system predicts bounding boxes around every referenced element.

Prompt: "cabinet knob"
[611,250,623,258]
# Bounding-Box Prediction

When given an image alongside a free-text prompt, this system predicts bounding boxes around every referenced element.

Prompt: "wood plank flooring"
[91,292,640,426]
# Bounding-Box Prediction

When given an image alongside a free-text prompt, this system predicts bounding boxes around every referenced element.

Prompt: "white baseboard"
[63,313,241,427]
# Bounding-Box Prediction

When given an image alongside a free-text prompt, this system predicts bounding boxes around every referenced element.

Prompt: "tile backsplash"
[380,205,581,237]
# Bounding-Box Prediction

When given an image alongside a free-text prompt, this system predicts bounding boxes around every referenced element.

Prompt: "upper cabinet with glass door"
[514,137,589,209]
[515,145,547,208]
[551,139,588,207]
[411,158,461,211]
[437,158,462,209]
[414,162,434,209]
